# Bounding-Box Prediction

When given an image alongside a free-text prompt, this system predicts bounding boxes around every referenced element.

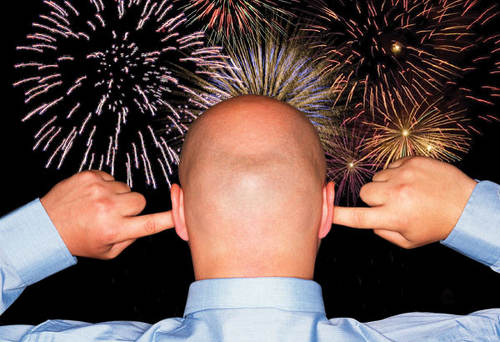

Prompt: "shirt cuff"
[0,199,76,287]
[441,181,500,271]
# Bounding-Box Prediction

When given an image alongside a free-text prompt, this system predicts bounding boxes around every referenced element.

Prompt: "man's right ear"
[318,181,335,239]
[170,184,189,241]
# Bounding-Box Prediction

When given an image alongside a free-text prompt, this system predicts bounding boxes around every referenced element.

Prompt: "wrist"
[0,199,77,285]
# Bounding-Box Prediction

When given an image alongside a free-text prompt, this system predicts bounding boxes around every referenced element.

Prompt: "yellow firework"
[364,95,471,168]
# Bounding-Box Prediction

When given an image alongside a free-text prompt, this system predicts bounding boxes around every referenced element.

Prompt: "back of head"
[173,95,331,280]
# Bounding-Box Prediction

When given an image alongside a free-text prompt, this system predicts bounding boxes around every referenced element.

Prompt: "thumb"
[333,206,389,230]
[373,229,411,248]
[118,211,175,241]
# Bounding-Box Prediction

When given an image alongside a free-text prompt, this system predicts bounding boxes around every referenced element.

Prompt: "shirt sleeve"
[441,180,500,273]
[0,199,77,315]
[366,308,500,341]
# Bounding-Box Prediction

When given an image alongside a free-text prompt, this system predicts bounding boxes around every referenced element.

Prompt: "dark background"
[1,0,499,326]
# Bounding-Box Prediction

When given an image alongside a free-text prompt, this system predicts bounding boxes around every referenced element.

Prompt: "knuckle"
[406,156,421,163]
[143,219,158,235]
[135,193,147,210]
[116,181,131,193]
[395,183,413,201]
[79,170,100,182]
[399,168,415,180]
[352,210,367,228]
[94,197,114,212]
[89,182,106,197]
[406,156,427,168]
[359,185,368,200]
[372,171,383,182]
[100,227,118,244]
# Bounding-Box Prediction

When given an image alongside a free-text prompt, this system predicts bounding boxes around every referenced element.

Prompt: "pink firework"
[13,0,228,188]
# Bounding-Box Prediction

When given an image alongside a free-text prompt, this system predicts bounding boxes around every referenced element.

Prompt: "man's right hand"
[40,171,174,259]
[333,157,477,249]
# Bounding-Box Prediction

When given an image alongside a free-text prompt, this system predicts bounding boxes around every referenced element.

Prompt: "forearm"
[0,200,76,315]
[441,180,500,273]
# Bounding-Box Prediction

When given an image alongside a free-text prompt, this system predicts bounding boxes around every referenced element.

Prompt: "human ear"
[318,181,335,239]
[170,184,189,241]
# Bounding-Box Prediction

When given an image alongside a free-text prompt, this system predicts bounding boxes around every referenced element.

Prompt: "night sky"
[1,0,499,326]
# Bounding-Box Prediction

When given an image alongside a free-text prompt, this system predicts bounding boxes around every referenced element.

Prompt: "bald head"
[180,95,325,185]
[171,95,334,280]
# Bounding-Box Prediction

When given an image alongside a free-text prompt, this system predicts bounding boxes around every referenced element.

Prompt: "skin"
[334,156,477,248]
[170,95,335,280]
[40,97,476,264]
[41,170,174,259]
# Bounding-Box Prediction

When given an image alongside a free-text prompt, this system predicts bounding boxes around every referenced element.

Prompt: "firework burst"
[303,0,477,112]
[180,34,339,127]
[14,0,227,188]
[445,2,500,126]
[181,0,297,42]
[318,111,376,205]
[364,94,471,168]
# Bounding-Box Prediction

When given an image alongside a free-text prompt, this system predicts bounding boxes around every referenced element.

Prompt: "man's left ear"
[170,184,189,241]
[318,181,335,239]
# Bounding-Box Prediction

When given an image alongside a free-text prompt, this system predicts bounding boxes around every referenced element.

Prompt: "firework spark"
[180,34,339,127]
[303,0,478,112]
[445,2,500,125]
[318,111,376,205]
[364,94,471,168]
[182,0,297,42]
[14,0,227,188]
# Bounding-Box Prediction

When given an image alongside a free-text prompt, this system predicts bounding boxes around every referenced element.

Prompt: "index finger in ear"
[333,206,393,230]
[118,210,175,241]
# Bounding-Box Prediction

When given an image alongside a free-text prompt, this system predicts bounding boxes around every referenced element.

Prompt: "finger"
[116,192,147,216]
[372,168,397,182]
[333,206,393,230]
[373,229,411,248]
[119,211,174,241]
[107,239,136,259]
[387,157,412,169]
[359,182,388,206]
[90,170,115,181]
[106,181,131,194]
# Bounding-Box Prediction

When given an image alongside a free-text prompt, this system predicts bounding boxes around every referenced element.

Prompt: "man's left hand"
[40,170,174,259]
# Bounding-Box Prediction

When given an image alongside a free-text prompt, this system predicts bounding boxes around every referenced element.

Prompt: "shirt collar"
[183,277,325,317]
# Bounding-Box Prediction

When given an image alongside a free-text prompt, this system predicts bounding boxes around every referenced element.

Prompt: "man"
[0,95,499,341]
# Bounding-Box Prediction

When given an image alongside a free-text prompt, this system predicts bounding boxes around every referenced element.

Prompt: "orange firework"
[303,0,482,112]
[183,0,296,42]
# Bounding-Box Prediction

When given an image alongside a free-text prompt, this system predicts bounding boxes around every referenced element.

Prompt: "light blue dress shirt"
[0,181,499,341]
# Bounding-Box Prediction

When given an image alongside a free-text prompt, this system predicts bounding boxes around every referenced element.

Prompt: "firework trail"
[180,34,339,128]
[318,110,376,205]
[303,0,477,112]
[14,0,227,188]
[181,0,297,42]
[444,1,500,126]
[363,94,471,169]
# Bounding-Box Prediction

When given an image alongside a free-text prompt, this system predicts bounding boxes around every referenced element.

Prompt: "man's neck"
[192,254,316,281]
